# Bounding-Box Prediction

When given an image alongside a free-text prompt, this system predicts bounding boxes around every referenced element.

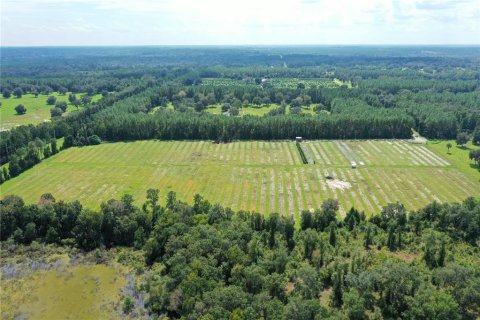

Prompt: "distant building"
[351,161,357,169]
[296,137,303,142]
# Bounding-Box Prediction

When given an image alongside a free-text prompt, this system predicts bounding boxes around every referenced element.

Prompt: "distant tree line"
[0,82,153,166]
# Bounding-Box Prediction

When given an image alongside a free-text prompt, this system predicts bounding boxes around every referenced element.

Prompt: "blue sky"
[1,0,479,46]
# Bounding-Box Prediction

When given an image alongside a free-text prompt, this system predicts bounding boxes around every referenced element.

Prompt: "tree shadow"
[469,163,480,171]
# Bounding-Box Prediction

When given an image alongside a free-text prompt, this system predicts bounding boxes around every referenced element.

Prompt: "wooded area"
[1,191,479,319]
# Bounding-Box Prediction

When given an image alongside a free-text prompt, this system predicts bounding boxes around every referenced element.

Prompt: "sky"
[1,0,479,46]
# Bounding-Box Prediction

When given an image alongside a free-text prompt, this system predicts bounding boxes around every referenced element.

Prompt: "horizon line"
[2,43,480,48]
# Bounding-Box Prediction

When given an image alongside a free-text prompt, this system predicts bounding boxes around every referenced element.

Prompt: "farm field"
[0,92,102,130]
[1,140,478,221]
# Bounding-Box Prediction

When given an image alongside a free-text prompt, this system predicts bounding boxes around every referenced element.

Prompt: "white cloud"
[1,0,479,45]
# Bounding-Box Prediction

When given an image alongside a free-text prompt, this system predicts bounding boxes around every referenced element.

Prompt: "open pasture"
[0,255,126,319]
[1,140,478,220]
[205,103,316,116]
[0,92,102,130]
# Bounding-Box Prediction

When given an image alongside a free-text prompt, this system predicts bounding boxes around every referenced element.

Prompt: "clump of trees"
[472,127,480,145]
[469,149,480,167]
[4,139,58,179]
[456,132,469,148]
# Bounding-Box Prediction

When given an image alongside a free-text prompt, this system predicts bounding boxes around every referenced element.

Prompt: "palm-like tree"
[446,143,452,154]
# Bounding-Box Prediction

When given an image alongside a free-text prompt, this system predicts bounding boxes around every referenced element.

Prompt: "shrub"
[15,104,27,115]
[50,107,64,117]
[46,95,57,105]
[87,135,101,145]
[123,296,134,314]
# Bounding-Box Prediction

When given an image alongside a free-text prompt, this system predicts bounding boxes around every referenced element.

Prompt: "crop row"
[2,140,477,221]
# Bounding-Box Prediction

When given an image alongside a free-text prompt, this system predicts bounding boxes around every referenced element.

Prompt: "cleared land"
[205,103,317,116]
[1,140,478,221]
[0,92,102,130]
[0,253,127,319]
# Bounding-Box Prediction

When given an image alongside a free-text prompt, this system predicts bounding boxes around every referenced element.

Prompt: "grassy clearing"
[427,140,480,177]
[333,78,354,88]
[1,140,478,222]
[0,92,102,130]
[205,103,317,116]
[0,260,126,319]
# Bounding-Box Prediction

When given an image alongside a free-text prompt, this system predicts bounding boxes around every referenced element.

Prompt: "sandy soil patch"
[326,179,352,191]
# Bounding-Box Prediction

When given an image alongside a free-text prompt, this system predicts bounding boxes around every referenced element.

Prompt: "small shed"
[296,137,303,142]
[351,161,357,169]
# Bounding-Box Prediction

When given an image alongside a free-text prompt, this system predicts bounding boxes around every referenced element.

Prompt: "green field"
[2,140,478,221]
[427,140,480,176]
[333,78,354,88]
[1,252,128,319]
[0,92,102,130]
[205,103,317,116]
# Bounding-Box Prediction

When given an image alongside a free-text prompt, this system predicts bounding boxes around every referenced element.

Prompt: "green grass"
[427,140,480,177]
[243,104,277,116]
[205,103,278,116]
[0,257,126,319]
[0,92,102,130]
[333,78,354,88]
[2,140,478,221]
[205,104,223,115]
[205,103,317,116]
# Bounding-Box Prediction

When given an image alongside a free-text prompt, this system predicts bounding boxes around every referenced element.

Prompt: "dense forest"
[2,191,480,319]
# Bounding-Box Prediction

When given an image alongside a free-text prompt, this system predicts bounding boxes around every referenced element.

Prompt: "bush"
[46,95,57,105]
[13,88,24,98]
[222,103,230,112]
[50,107,64,117]
[15,104,27,115]
[123,296,134,314]
[456,132,468,147]
[290,107,302,115]
[87,135,101,145]
[55,101,68,112]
